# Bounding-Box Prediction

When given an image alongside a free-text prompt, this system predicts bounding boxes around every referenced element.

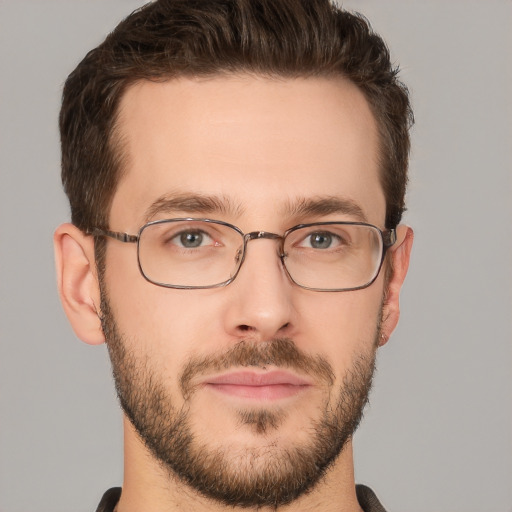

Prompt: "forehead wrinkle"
[282,196,368,223]
[143,192,245,223]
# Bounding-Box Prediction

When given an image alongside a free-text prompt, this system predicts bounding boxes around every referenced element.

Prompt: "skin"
[54,75,413,512]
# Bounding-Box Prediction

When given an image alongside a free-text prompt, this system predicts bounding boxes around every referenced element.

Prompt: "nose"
[222,237,296,342]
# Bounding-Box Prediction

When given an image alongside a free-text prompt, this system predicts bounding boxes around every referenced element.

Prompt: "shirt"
[95,484,387,511]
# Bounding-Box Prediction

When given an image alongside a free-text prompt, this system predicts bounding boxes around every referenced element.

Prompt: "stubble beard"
[100,290,378,509]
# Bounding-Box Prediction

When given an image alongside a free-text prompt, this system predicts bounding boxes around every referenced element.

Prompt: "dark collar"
[95,484,387,512]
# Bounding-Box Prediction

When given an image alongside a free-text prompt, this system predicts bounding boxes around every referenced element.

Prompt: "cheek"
[104,246,227,365]
[296,285,383,370]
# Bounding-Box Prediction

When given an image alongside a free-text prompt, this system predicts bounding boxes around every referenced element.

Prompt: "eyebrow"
[283,196,368,222]
[143,192,244,222]
[143,192,367,224]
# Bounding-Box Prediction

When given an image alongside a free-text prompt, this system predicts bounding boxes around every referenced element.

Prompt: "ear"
[379,225,414,346]
[54,223,105,345]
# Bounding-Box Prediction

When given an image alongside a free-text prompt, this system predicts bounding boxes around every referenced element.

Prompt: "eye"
[172,230,214,248]
[301,231,341,249]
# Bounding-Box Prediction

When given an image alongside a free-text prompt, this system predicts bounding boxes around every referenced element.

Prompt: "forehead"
[111,75,384,229]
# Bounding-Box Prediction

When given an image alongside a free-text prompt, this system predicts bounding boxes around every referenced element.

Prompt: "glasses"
[91,218,396,292]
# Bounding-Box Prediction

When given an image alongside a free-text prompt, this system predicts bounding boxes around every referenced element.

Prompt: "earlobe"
[379,225,414,346]
[54,223,105,345]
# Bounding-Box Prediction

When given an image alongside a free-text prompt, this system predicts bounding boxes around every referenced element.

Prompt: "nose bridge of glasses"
[237,231,286,264]
[245,231,283,242]
[244,231,284,253]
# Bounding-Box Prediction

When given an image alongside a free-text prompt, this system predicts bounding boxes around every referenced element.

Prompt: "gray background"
[1,1,511,511]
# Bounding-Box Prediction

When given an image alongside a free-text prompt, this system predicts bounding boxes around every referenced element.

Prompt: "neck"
[116,417,364,512]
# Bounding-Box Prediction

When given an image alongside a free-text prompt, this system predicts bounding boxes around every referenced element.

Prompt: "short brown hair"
[60,0,413,234]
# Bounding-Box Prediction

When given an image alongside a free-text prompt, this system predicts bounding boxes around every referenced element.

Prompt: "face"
[102,76,389,507]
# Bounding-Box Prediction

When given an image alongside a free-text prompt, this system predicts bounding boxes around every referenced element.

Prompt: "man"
[54,0,413,510]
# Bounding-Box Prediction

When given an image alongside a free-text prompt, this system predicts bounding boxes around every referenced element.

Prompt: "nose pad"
[229,246,244,281]
[235,247,243,265]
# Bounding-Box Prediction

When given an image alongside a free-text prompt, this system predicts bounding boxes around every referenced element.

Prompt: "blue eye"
[179,231,204,247]
[290,226,352,253]
[172,230,213,248]
[308,232,334,249]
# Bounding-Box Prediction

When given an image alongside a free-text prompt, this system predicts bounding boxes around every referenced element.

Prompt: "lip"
[202,370,312,400]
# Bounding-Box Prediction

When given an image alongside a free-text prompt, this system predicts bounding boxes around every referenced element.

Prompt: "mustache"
[179,338,334,398]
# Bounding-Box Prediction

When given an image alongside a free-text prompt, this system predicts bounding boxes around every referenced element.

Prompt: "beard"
[100,290,378,509]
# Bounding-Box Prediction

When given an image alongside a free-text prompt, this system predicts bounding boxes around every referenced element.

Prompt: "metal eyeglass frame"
[90,218,397,292]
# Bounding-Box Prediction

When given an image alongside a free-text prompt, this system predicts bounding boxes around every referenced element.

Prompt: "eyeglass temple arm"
[90,228,138,243]
[383,228,397,248]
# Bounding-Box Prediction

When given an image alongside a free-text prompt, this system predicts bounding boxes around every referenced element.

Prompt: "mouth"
[202,370,313,400]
